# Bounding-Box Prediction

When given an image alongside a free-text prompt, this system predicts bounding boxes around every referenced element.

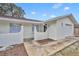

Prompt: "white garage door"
[63,24,73,36]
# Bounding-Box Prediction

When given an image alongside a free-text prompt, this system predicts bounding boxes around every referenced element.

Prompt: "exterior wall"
[0,26,23,46]
[23,24,33,39]
[34,32,48,40]
[56,17,74,40]
[46,21,57,40]
[0,21,10,33]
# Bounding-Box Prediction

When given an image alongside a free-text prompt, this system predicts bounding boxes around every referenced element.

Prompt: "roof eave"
[0,17,43,24]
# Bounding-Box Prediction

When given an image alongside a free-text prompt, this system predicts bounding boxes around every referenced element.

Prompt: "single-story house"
[0,14,78,46]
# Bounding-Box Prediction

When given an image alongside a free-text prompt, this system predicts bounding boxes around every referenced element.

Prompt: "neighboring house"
[74,24,79,37]
[0,14,78,46]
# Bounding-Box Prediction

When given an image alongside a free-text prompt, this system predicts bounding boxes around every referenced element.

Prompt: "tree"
[0,3,25,18]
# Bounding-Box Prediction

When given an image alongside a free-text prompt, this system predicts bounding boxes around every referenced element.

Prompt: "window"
[36,25,40,32]
[10,23,21,33]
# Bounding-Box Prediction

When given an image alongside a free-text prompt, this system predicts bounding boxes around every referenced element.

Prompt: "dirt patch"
[0,43,28,56]
[36,39,55,45]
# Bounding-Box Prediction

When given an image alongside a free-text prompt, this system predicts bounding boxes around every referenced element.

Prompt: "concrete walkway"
[24,37,79,56]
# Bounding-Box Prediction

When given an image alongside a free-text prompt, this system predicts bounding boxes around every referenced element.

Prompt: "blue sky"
[16,3,79,22]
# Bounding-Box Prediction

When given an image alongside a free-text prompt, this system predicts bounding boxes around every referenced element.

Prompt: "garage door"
[63,24,73,36]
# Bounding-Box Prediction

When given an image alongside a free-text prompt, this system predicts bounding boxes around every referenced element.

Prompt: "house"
[0,14,78,46]
[34,14,77,40]
[0,16,43,46]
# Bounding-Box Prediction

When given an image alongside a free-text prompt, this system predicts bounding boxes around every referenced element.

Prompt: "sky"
[16,3,79,22]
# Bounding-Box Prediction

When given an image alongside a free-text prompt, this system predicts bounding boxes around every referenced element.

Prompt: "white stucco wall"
[56,17,74,40]
[23,24,33,39]
[0,21,10,33]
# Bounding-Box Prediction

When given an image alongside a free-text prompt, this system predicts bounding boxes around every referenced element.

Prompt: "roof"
[0,14,78,24]
[0,15,43,24]
[0,15,42,22]
[45,14,78,24]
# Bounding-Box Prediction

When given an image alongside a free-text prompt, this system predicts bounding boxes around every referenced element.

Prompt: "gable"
[45,14,78,25]
[57,17,74,25]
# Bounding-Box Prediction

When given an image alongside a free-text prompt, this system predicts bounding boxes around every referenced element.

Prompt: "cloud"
[31,11,36,15]
[50,15,56,18]
[42,14,47,17]
[52,3,63,9]
[64,7,70,10]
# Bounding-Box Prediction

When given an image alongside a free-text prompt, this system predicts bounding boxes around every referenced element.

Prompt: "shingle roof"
[0,15,42,22]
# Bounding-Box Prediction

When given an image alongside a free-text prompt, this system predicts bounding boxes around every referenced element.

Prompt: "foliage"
[0,3,25,18]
